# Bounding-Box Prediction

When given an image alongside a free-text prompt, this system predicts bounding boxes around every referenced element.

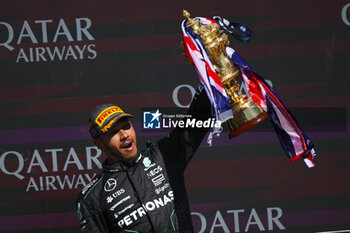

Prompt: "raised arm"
[157,84,212,171]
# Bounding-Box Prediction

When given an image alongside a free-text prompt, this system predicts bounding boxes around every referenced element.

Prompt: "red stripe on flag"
[182,35,196,65]
[246,69,309,158]
[205,60,224,88]
[245,72,266,108]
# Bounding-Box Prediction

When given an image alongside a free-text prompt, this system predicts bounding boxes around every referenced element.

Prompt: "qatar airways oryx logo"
[0,17,97,63]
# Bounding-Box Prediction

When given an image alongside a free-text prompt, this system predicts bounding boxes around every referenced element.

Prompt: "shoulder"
[77,172,104,201]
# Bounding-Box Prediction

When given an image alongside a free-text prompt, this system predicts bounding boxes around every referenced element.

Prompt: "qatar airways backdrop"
[0,0,349,232]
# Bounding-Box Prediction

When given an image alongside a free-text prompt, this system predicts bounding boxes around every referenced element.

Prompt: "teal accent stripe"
[170,209,175,232]
[124,230,138,233]
[83,174,104,200]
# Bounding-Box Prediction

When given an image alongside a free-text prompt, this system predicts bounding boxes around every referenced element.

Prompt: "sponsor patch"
[106,188,125,203]
[143,157,151,168]
[155,183,170,194]
[147,165,162,178]
[144,163,155,171]
[152,174,165,186]
[117,191,174,228]
[81,177,98,195]
[118,203,135,215]
[110,196,131,211]
[96,106,122,127]
[104,178,117,192]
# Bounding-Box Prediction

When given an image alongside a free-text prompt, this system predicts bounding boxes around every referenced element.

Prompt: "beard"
[106,143,138,165]
[120,152,139,164]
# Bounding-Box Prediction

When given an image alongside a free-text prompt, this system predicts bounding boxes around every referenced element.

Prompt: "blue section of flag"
[182,21,233,124]
[182,16,316,167]
[233,52,316,167]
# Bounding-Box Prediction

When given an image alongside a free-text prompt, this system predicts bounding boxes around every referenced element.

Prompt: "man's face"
[95,118,138,164]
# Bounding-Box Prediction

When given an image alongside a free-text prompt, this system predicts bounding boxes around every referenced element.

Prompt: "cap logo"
[95,106,122,127]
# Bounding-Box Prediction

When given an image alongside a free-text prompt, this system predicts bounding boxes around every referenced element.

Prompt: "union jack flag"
[181,17,316,167]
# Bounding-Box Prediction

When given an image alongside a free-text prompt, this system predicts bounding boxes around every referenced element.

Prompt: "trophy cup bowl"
[183,10,267,138]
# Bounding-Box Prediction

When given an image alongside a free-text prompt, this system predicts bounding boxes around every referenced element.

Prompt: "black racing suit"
[76,85,212,233]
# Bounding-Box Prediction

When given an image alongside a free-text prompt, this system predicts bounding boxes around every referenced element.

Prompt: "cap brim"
[107,113,133,131]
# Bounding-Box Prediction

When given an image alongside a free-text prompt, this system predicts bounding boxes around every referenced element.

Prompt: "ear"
[94,138,106,151]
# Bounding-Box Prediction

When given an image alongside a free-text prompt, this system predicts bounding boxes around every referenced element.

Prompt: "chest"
[101,155,174,230]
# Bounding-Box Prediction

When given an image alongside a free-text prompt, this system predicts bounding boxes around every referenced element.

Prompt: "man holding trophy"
[76,10,315,233]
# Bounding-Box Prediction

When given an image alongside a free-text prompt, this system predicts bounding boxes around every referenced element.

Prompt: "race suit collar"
[102,159,122,173]
[102,153,143,173]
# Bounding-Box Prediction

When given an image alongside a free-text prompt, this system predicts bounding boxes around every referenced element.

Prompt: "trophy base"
[227,103,268,138]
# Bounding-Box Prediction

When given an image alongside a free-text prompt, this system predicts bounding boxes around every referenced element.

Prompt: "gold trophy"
[183,10,267,138]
